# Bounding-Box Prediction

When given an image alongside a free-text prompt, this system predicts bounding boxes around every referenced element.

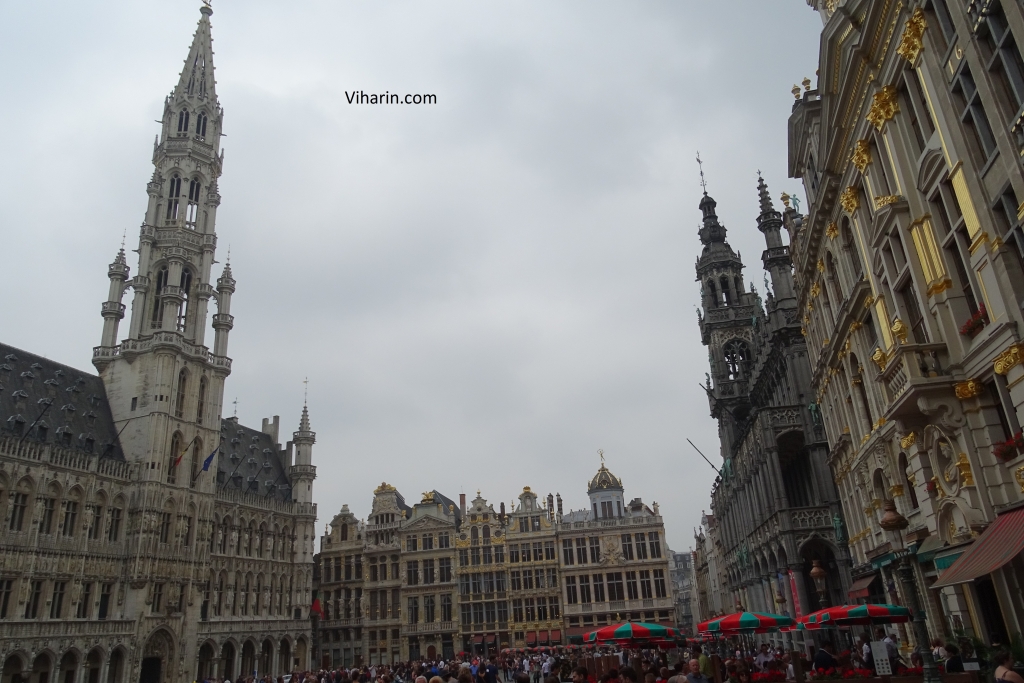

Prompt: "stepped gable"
[0,341,124,460]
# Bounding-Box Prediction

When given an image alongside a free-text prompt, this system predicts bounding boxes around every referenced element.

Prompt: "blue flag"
[202,447,218,472]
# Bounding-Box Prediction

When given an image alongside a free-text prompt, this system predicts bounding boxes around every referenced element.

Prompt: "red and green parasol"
[583,622,680,643]
[697,611,794,635]
[798,603,911,628]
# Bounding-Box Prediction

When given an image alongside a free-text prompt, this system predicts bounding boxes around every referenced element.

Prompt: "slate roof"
[0,342,124,460]
[216,417,292,502]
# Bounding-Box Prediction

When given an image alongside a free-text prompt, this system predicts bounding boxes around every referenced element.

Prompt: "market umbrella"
[584,622,680,644]
[697,611,794,634]
[798,603,911,628]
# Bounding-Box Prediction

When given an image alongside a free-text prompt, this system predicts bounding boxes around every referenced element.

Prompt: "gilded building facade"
[0,7,316,683]
[315,466,675,664]
[789,0,1024,647]
[693,179,850,648]
[556,464,675,641]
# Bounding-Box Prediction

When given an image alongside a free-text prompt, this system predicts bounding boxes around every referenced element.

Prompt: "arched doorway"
[259,640,273,677]
[2,654,27,683]
[85,650,103,683]
[197,644,216,681]
[58,652,79,683]
[31,655,51,683]
[294,639,307,673]
[140,629,175,683]
[277,642,291,676]
[240,642,256,679]
[107,650,125,683]
[220,643,235,682]
[427,645,437,661]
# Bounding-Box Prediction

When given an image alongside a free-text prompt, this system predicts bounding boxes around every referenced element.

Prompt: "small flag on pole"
[310,589,323,618]
[202,446,218,472]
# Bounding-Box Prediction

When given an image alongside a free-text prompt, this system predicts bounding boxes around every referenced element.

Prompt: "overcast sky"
[0,1,823,553]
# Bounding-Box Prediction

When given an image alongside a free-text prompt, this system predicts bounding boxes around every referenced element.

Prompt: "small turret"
[757,175,795,302]
[97,246,130,353]
[290,403,316,504]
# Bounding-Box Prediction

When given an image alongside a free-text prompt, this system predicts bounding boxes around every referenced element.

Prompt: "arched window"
[899,452,919,509]
[177,269,193,333]
[167,431,183,484]
[842,217,863,279]
[470,526,479,545]
[175,369,188,419]
[825,251,844,304]
[166,174,182,220]
[197,377,207,426]
[196,112,208,140]
[723,340,750,380]
[341,523,348,541]
[152,267,169,329]
[720,276,732,306]
[177,110,190,134]
[850,353,874,434]
[186,178,201,229]
[706,280,718,309]
[190,438,202,489]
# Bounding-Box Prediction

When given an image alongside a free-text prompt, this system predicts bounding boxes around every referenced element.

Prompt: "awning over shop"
[847,574,877,599]
[914,535,948,563]
[487,634,497,644]
[539,632,549,644]
[933,508,1024,588]
[551,630,562,644]
[474,635,484,644]
[526,631,537,645]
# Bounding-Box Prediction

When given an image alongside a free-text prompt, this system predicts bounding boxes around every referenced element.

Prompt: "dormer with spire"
[587,451,624,519]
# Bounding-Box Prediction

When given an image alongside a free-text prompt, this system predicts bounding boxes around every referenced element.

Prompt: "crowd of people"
[201,637,1023,683]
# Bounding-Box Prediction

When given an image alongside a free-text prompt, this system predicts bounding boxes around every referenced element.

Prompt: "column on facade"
[768,451,790,509]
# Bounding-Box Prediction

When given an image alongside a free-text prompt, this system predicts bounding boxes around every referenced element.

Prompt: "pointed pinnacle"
[757,174,775,215]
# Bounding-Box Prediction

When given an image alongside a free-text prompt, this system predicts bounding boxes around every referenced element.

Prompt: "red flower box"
[959,305,988,337]
[994,431,1024,461]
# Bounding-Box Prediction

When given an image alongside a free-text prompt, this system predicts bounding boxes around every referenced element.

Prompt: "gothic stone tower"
[90,2,233,671]
[695,189,758,455]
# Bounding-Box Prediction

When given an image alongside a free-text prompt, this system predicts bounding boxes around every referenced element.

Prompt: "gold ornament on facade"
[930,476,946,498]
[956,453,975,486]
[840,186,860,214]
[801,327,807,337]
[874,417,887,429]
[900,432,916,449]
[781,192,791,208]
[948,520,958,539]
[850,320,864,332]
[871,347,887,371]
[889,484,905,497]
[792,84,802,100]
[866,85,900,131]
[875,195,902,209]
[891,317,909,344]
[810,282,821,298]
[823,338,830,347]
[994,343,1024,375]
[907,472,917,487]
[864,295,876,308]
[843,426,851,434]
[817,258,825,273]
[1015,465,1024,493]
[851,139,872,173]
[374,482,397,494]
[897,8,927,64]
[954,379,983,400]
[803,77,812,91]
[826,222,839,240]
[421,491,435,504]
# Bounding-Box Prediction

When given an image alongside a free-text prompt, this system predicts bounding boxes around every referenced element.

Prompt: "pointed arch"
[185,178,201,229]
[174,369,188,419]
[195,111,208,140]
[189,437,202,489]
[196,376,208,426]
[167,431,183,485]
[177,109,190,134]
[166,175,182,220]
[723,339,751,381]
[152,265,169,328]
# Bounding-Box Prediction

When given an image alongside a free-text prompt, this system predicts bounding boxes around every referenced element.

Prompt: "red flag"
[310,589,323,618]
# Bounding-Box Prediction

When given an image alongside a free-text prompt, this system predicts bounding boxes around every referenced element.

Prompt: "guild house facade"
[0,7,317,683]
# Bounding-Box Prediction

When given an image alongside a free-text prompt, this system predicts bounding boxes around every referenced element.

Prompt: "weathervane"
[232,397,238,417]
[303,377,309,405]
[696,152,708,195]
[598,448,605,465]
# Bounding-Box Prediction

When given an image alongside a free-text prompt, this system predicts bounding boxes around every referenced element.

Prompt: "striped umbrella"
[583,622,680,643]
[798,603,911,628]
[697,611,794,634]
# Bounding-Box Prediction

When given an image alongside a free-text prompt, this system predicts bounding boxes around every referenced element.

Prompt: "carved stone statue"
[807,402,821,425]
[832,514,847,543]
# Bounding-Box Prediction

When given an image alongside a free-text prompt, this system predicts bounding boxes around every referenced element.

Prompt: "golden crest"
[851,139,872,173]
[897,8,927,64]
[866,85,900,131]
[954,379,983,400]
[840,187,860,214]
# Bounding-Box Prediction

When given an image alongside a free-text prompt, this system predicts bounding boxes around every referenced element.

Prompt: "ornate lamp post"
[809,559,828,607]
[878,500,940,683]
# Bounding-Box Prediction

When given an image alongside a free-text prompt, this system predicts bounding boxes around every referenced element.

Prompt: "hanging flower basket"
[925,479,938,493]
[959,305,988,337]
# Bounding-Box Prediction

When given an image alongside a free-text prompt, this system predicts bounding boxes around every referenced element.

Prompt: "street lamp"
[809,559,828,607]
[878,499,940,683]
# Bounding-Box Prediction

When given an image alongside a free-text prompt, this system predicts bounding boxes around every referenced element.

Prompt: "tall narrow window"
[899,284,928,343]
[186,178,201,229]
[166,175,182,220]
[196,112,208,140]
[197,377,207,426]
[951,64,998,163]
[151,267,169,329]
[175,370,188,419]
[977,1,1024,121]
[190,439,202,489]
[177,110,190,134]
[167,431,182,484]
[178,269,193,333]
[723,340,751,381]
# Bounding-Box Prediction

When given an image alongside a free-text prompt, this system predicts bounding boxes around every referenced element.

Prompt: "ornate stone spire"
[173,4,218,104]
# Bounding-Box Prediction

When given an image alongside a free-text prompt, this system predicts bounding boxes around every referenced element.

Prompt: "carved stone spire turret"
[757,175,796,303]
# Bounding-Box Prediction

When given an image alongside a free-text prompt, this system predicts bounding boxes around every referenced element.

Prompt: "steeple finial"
[757,172,776,215]
[303,376,308,406]
[172,5,217,103]
[696,151,708,196]
[232,397,238,417]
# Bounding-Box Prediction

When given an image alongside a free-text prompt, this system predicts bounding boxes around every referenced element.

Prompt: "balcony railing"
[878,343,951,417]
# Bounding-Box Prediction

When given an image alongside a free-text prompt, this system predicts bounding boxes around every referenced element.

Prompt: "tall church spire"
[173,4,217,105]
[93,4,232,483]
